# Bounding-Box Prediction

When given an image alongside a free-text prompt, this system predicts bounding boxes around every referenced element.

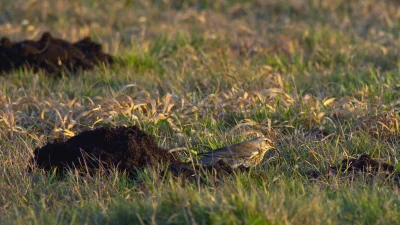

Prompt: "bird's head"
[251,137,280,159]
[250,137,275,149]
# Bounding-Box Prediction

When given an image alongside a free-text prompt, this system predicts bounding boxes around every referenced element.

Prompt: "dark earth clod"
[333,154,394,174]
[31,126,182,178]
[0,32,113,76]
[306,154,398,185]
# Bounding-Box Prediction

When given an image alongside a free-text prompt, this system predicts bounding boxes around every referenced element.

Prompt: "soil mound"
[306,154,398,183]
[31,126,182,177]
[332,154,394,174]
[0,32,113,76]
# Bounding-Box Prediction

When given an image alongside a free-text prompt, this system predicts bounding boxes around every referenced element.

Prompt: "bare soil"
[0,32,113,76]
[306,154,398,185]
[31,126,182,178]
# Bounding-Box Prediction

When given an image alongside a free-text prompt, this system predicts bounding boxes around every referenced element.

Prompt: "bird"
[198,137,279,169]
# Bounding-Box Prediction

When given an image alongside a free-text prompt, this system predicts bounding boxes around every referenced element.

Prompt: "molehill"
[31,126,182,177]
[0,32,113,76]
[306,154,398,184]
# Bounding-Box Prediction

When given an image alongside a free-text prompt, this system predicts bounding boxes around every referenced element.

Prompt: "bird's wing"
[199,142,258,158]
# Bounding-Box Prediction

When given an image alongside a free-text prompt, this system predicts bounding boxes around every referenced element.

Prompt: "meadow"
[1,0,400,224]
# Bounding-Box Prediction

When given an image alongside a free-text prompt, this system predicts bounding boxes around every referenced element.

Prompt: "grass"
[1,0,400,224]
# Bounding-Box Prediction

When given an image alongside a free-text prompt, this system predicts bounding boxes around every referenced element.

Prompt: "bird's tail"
[198,156,214,164]
[197,151,218,164]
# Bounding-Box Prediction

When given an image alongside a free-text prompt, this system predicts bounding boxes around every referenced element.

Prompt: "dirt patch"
[306,154,398,184]
[31,126,182,177]
[0,32,113,76]
[332,154,395,174]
